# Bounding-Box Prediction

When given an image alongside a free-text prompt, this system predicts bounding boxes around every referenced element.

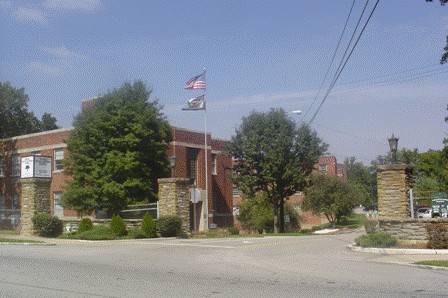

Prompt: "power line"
[309,0,381,125]
[301,0,357,121]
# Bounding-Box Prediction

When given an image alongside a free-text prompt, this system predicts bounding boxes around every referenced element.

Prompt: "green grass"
[414,260,448,268]
[0,230,20,235]
[0,237,42,243]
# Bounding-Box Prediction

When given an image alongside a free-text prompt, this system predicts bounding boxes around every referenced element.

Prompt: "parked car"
[416,207,432,218]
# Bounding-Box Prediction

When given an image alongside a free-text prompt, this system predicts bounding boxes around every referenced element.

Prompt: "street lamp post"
[169,156,177,177]
[388,134,399,164]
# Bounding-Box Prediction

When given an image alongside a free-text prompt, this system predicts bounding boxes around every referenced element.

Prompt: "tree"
[426,0,448,63]
[237,192,274,233]
[344,157,376,205]
[302,175,367,228]
[229,108,327,233]
[0,82,59,138]
[40,112,59,131]
[63,81,171,215]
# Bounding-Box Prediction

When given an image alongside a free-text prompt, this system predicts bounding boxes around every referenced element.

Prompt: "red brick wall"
[1,126,234,226]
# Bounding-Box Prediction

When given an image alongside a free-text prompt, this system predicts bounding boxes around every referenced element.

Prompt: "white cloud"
[42,45,86,59]
[44,0,103,12]
[14,7,49,25]
[27,61,60,76]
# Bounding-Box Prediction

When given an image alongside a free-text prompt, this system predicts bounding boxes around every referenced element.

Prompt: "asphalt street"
[0,231,447,297]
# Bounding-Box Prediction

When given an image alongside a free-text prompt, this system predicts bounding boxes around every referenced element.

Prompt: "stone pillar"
[377,164,414,219]
[20,177,52,235]
[158,178,191,236]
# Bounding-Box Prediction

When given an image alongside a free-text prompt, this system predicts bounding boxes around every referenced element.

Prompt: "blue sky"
[1,0,447,164]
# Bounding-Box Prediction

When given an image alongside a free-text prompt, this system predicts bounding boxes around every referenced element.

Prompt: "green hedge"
[355,231,397,248]
[32,213,63,237]
[157,215,182,237]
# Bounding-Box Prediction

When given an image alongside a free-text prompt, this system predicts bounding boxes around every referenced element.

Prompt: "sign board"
[20,156,52,178]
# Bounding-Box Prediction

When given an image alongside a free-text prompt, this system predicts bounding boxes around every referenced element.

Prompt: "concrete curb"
[347,243,448,254]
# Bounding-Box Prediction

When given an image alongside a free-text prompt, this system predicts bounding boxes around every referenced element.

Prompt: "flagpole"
[203,67,208,231]
[204,102,209,231]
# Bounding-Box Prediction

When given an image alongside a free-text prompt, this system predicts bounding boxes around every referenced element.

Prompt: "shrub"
[227,226,240,235]
[364,220,379,234]
[32,213,63,237]
[426,223,448,249]
[355,231,397,248]
[77,218,94,234]
[110,214,127,237]
[78,226,116,240]
[127,227,148,239]
[141,212,157,238]
[157,215,182,237]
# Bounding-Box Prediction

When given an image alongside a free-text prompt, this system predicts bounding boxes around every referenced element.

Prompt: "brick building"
[0,126,234,230]
[233,155,346,229]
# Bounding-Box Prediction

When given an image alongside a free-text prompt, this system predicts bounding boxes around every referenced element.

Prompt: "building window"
[53,192,64,218]
[54,148,64,171]
[319,164,327,175]
[0,196,5,218]
[0,158,5,177]
[232,169,240,197]
[12,154,20,177]
[211,154,217,175]
[187,148,198,185]
[11,193,20,226]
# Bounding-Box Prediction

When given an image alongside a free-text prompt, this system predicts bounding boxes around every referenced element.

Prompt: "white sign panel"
[21,156,34,178]
[20,156,52,178]
[34,156,52,178]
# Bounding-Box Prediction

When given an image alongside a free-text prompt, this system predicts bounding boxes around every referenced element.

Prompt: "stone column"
[377,164,414,219]
[158,178,191,236]
[20,177,52,235]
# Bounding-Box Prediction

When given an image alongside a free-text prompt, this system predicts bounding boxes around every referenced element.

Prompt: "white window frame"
[53,192,64,218]
[0,158,5,177]
[319,164,327,175]
[54,148,64,171]
[211,154,217,176]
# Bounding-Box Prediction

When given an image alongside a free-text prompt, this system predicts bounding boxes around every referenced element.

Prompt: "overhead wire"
[301,0,357,121]
[308,0,381,125]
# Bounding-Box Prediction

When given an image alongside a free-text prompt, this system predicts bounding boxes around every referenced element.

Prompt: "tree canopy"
[344,157,377,205]
[302,175,367,227]
[0,82,59,139]
[62,81,172,216]
[426,0,448,63]
[229,108,327,232]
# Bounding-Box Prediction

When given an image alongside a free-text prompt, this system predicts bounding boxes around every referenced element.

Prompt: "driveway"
[1,231,447,297]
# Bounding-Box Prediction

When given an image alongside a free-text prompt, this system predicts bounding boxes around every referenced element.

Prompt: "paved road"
[1,231,447,297]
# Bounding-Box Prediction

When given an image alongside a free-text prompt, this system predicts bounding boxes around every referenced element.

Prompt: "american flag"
[185,70,206,90]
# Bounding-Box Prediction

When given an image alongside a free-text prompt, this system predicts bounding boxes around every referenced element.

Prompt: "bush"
[78,226,116,240]
[32,213,63,237]
[426,223,448,249]
[110,214,127,237]
[77,218,94,234]
[355,231,397,248]
[141,212,157,238]
[157,215,182,237]
[127,227,148,239]
[227,226,240,235]
[364,220,379,234]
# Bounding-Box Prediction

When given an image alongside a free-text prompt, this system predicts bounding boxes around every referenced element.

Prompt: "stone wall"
[158,178,191,236]
[379,218,448,245]
[377,164,414,219]
[20,177,51,235]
